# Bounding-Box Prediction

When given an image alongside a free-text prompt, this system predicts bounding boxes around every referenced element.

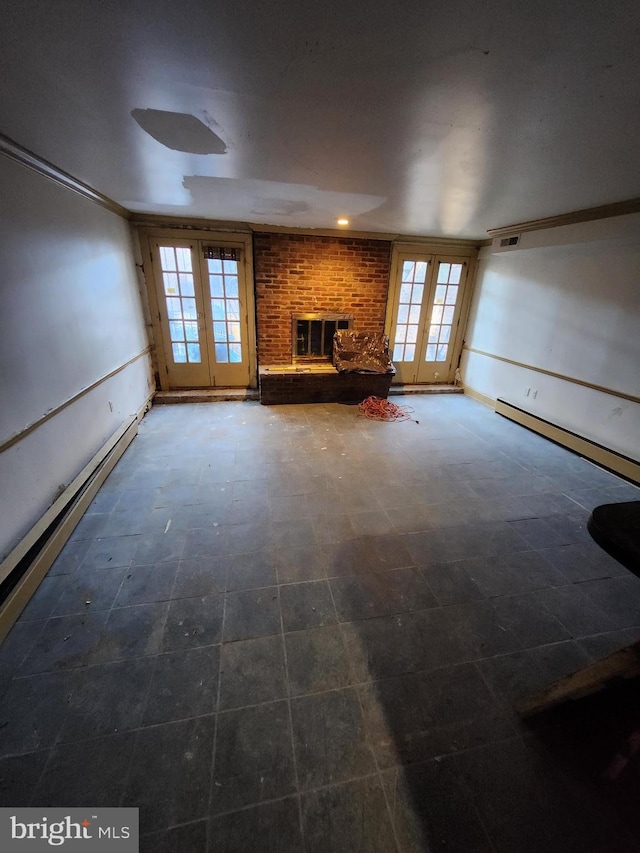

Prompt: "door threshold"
[390,384,463,395]
[155,389,259,404]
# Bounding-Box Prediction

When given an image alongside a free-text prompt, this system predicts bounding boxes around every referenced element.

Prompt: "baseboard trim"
[0,414,140,643]
[495,398,640,485]
[463,386,496,408]
[136,391,155,422]
[154,389,258,404]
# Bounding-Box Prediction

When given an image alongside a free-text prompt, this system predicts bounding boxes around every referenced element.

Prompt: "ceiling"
[2,0,639,239]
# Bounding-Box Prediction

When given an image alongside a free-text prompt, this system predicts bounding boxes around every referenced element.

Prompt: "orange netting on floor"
[357,396,415,422]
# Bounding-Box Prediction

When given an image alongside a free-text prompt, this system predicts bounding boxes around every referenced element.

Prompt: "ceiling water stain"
[131,108,227,154]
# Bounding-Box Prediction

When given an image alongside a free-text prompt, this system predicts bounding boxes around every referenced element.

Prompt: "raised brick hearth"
[259,365,394,405]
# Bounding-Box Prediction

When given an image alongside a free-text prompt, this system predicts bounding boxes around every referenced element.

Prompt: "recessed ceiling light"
[337,218,349,226]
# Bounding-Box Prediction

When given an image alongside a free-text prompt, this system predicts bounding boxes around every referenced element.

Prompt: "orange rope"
[357,396,415,422]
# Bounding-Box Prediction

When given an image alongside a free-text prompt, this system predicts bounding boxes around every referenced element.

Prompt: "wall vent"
[499,235,520,247]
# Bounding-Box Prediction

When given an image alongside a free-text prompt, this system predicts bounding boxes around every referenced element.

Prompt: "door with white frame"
[386,251,470,384]
[149,237,255,389]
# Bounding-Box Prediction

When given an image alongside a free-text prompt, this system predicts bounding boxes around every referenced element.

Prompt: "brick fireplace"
[253,232,394,403]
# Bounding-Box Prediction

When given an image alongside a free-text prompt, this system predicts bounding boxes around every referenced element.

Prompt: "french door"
[386,252,469,384]
[150,238,254,388]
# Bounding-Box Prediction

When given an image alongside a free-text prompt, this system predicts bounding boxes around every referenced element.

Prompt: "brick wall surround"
[253,232,392,364]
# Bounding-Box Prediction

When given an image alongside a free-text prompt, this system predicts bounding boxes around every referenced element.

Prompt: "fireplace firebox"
[292,313,353,362]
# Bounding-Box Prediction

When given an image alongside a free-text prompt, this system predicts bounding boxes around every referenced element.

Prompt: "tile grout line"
[324,556,402,851]
[116,556,176,809]
[446,725,502,853]
[355,685,404,853]
[188,771,386,822]
[277,574,306,852]
[206,565,228,853]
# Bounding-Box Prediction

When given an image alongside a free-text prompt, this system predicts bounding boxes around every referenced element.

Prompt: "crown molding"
[129,212,253,233]
[487,198,640,238]
[129,212,483,248]
[0,132,128,218]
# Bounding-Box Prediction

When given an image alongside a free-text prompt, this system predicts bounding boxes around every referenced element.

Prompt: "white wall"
[0,156,152,561]
[461,214,640,462]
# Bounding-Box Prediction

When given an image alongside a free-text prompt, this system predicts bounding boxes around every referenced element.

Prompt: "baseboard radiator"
[495,398,640,486]
[0,415,141,643]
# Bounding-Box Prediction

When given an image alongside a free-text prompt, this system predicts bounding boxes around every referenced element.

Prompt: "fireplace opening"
[292,313,353,362]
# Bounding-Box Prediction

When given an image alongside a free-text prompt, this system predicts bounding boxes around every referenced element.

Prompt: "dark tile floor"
[1,395,640,851]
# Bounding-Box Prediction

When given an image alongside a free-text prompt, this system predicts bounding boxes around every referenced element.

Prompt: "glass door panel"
[424,262,462,363]
[387,253,432,383]
[392,260,428,365]
[200,251,250,387]
[208,258,243,363]
[153,240,210,388]
[416,257,468,383]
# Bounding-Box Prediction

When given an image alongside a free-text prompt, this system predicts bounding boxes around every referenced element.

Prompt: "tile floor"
[1,395,640,852]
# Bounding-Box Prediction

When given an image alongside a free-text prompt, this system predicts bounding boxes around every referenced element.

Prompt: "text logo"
[1,809,138,851]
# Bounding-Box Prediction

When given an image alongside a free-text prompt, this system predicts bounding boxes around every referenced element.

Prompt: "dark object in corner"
[333,331,394,374]
[516,500,640,719]
[587,500,640,577]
